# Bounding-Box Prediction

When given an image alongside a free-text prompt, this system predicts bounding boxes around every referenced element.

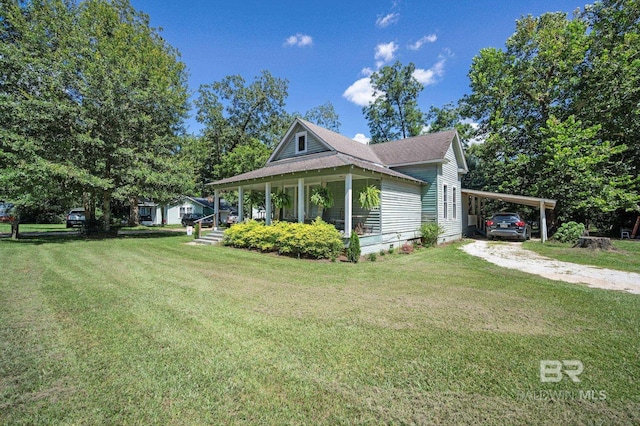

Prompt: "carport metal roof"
[461,189,556,209]
[461,189,557,242]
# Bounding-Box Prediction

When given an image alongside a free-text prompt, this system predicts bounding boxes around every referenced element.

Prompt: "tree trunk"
[11,220,19,240]
[103,191,111,231]
[129,197,139,227]
[574,236,613,250]
[160,205,166,226]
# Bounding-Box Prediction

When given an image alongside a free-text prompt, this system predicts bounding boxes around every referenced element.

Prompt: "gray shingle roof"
[208,120,459,188]
[210,151,423,187]
[371,130,457,166]
[297,119,383,164]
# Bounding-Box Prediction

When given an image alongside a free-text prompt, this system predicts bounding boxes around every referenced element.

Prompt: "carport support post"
[213,189,220,230]
[265,183,272,225]
[540,200,547,243]
[297,178,304,223]
[238,187,244,222]
[344,173,353,238]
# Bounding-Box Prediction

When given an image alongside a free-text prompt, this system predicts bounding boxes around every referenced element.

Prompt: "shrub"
[388,246,395,255]
[553,221,586,244]
[367,252,377,262]
[223,218,343,260]
[346,232,361,263]
[420,222,443,247]
[379,249,386,256]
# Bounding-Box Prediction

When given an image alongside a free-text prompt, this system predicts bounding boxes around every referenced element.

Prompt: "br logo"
[540,360,584,383]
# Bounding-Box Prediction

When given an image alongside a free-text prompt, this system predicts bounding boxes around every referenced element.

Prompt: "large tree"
[0,0,91,236]
[364,61,425,144]
[579,0,640,189]
[194,71,290,187]
[0,0,190,234]
[194,72,342,187]
[77,0,190,230]
[462,10,639,225]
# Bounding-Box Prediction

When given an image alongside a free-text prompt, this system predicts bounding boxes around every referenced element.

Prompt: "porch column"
[540,200,548,243]
[213,189,220,230]
[344,173,353,237]
[265,182,272,225]
[238,187,244,222]
[297,178,304,223]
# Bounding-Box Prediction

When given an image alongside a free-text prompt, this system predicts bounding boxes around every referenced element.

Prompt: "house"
[207,118,468,254]
[138,196,235,226]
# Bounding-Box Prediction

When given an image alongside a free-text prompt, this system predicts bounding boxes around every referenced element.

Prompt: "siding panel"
[438,144,463,239]
[391,165,438,222]
[273,124,330,161]
[381,179,422,234]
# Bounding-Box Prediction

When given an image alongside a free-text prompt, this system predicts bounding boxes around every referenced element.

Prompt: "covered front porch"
[210,168,382,239]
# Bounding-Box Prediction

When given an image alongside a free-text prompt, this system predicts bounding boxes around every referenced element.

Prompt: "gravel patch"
[461,240,640,295]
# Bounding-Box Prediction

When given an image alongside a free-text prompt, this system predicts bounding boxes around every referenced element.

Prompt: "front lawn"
[1,235,638,424]
[0,223,75,234]
[524,239,640,274]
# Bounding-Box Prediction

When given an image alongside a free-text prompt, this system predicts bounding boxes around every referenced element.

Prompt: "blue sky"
[130,0,587,142]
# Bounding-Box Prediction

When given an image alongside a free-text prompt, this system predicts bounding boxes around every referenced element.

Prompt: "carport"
[461,189,557,242]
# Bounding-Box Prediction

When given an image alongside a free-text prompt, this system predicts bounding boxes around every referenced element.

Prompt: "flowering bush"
[223,218,343,260]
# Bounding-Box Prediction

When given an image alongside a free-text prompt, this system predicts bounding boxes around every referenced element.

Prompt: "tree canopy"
[0,0,191,232]
[462,3,639,227]
[193,71,341,190]
[364,61,425,144]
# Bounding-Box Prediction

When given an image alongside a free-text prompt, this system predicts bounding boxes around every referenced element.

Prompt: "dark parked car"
[486,212,531,241]
[181,213,213,227]
[66,208,85,228]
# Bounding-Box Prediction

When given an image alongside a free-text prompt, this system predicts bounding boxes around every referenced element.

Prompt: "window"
[295,131,307,154]
[453,187,457,219]
[179,206,193,218]
[443,185,448,219]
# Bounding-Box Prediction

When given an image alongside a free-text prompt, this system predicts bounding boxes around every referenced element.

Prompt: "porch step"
[194,229,225,245]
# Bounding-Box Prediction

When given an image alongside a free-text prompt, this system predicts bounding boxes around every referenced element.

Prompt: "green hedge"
[223,218,344,260]
[553,221,586,244]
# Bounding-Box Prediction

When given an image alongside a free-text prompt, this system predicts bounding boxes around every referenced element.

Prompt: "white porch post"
[344,173,353,237]
[265,183,272,225]
[213,189,220,230]
[238,187,244,222]
[297,178,304,223]
[540,200,548,243]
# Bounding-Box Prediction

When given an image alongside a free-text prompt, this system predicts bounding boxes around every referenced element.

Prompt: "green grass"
[0,223,187,235]
[1,235,639,424]
[0,223,75,234]
[524,239,640,274]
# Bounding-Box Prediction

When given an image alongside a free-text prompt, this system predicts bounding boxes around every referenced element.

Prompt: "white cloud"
[374,42,398,68]
[342,77,378,107]
[283,33,313,47]
[412,58,446,85]
[408,34,437,50]
[360,67,374,77]
[353,133,371,144]
[376,12,400,28]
